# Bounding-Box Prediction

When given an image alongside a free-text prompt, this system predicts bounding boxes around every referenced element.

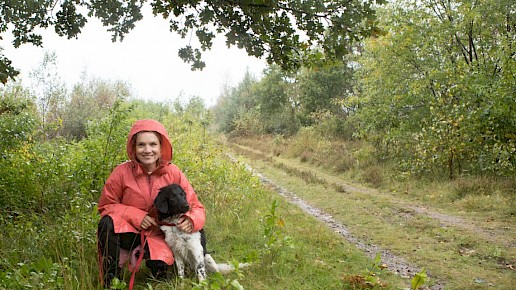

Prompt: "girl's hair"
[132,131,162,145]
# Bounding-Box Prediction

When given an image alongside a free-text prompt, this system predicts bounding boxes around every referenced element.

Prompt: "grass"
[226,136,516,290]
[0,142,408,290]
[1,128,512,290]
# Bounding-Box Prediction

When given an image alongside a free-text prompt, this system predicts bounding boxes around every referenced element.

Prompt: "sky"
[2,5,267,107]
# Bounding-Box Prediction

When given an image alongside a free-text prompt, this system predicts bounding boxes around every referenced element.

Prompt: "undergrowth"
[0,101,409,289]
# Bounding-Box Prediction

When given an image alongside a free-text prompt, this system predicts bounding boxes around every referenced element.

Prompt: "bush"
[285,127,319,158]
[231,109,264,137]
[361,165,384,188]
[0,84,38,152]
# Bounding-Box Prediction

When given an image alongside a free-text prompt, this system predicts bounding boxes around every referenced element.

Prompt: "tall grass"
[1,104,409,289]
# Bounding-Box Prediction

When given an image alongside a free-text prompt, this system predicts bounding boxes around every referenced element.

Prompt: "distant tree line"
[212,0,515,178]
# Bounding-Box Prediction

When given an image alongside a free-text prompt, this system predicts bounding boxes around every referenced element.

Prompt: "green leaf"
[411,267,427,290]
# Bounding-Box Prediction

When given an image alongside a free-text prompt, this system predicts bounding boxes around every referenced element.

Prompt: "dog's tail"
[204,254,220,273]
[216,262,252,274]
[204,254,251,275]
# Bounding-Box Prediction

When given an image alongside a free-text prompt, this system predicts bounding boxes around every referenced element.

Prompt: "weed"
[342,253,388,289]
[452,177,495,200]
[334,183,348,193]
[271,135,286,157]
[191,268,244,290]
[333,154,356,173]
[411,268,427,290]
[300,151,310,163]
[260,200,292,252]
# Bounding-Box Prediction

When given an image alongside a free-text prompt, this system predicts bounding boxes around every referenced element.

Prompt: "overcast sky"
[2,5,267,107]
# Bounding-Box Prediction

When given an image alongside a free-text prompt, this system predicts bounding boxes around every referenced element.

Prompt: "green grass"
[0,144,408,290]
[1,127,512,290]
[227,137,515,290]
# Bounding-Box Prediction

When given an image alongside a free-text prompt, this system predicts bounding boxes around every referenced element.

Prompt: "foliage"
[295,61,355,127]
[214,65,300,136]
[213,61,357,137]
[212,0,514,180]
[61,74,132,140]
[0,80,410,289]
[78,99,135,191]
[252,65,299,135]
[260,200,292,252]
[0,82,38,152]
[1,0,384,83]
[29,51,67,140]
[212,70,258,134]
[231,107,265,137]
[231,134,516,289]
[191,268,244,290]
[353,0,515,178]
[342,253,388,289]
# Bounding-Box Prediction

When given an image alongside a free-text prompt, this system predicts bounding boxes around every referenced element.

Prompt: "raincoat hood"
[126,119,173,164]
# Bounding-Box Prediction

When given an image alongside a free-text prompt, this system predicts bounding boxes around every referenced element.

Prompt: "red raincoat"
[98,119,205,265]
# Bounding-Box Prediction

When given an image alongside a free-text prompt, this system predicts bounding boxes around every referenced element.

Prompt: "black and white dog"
[154,184,219,281]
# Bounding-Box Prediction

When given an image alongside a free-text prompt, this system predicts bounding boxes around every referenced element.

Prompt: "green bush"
[361,165,384,188]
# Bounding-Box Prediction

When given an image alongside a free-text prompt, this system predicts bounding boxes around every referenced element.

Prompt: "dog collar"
[158,221,177,227]
[158,214,186,227]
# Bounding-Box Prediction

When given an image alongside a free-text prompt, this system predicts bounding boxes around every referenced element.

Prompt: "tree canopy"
[0,0,383,83]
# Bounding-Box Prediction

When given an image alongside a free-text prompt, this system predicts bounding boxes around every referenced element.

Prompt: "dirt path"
[336,180,514,248]
[226,137,516,289]
[227,153,445,289]
[229,142,514,249]
[226,141,516,289]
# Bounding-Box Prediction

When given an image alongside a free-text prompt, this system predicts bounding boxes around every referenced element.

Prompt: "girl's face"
[135,131,161,172]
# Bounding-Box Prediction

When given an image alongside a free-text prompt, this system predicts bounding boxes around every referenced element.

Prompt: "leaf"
[373,253,382,265]
[411,267,427,290]
[230,279,244,290]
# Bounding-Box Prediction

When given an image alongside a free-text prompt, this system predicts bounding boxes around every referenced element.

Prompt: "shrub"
[285,127,319,158]
[362,165,384,188]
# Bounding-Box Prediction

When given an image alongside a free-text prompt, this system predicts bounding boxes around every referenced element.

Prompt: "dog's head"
[154,184,190,220]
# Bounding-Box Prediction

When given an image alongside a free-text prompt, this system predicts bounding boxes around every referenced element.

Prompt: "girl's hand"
[141,215,157,230]
[177,216,193,233]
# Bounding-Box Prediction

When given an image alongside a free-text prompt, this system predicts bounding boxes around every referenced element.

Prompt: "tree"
[0,0,384,83]
[354,0,515,177]
[253,65,298,135]
[29,51,67,140]
[296,61,355,126]
[61,74,131,140]
[0,82,38,152]
[212,69,258,134]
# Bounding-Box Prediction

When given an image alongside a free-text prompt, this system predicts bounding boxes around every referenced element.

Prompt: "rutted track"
[226,152,445,289]
[228,142,514,249]
[226,141,516,290]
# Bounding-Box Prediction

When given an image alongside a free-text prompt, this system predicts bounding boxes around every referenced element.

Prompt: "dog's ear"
[171,184,187,197]
[154,191,168,214]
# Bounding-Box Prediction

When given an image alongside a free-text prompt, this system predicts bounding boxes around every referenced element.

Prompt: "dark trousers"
[97,216,168,285]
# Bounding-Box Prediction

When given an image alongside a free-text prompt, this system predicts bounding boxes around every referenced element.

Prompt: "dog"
[154,184,219,281]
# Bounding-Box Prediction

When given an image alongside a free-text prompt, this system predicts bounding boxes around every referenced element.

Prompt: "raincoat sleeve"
[175,169,206,232]
[98,169,148,230]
